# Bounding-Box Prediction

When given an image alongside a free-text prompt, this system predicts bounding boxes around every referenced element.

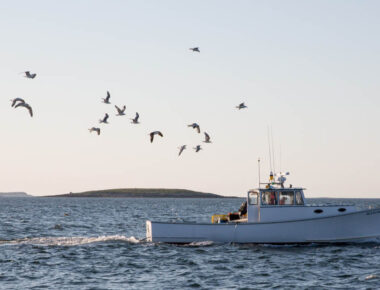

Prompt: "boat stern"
[146,220,153,242]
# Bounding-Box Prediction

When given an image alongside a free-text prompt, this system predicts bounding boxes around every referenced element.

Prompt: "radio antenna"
[267,126,273,173]
[279,143,282,173]
[271,125,276,174]
[258,158,261,189]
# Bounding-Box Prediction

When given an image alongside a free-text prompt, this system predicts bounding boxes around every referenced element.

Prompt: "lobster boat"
[146,172,380,244]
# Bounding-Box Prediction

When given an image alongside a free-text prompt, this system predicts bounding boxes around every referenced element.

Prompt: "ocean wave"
[0,235,141,246]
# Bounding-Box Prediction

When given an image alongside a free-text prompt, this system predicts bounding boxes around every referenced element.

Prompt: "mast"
[258,158,261,189]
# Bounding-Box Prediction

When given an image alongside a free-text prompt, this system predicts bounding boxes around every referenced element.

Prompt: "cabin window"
[295,191,304,205]
[248,191,258,205]
[261,191,277,205]
[278,191,294,205]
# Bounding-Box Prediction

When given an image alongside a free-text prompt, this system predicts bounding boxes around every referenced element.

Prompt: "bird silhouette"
[115,105,126,116]
[188,123,200,133]
[189,47,200,53]
[89,127,101,135]
[23,71,37,79]
[178,145,186,156]
[203,132,211,143]
[131,112,140,124]
[99,113,109,124]
[150,131,163,143]
[102,91,111,104]
[10,98,25,107]
[194,145,202,152]
[15,102,33,117]
[236,102,247,110]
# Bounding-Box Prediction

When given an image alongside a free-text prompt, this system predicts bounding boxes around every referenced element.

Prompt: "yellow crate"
[211,214,228,224]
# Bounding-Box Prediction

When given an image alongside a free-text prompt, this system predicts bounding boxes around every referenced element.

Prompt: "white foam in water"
[1,235,141,246]
[188,241,214,247]
[365,274,378,280]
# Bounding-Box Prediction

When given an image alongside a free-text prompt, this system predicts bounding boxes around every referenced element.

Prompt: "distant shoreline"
[47,188,236,198]
[0,192,30,197]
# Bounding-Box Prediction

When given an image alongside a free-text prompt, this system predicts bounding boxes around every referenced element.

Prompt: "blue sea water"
[0,197,380,289]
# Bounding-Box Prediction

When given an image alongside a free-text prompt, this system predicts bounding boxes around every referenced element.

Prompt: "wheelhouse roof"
[248,188,305,192]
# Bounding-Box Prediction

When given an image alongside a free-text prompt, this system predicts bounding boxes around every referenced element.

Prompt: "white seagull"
[102,91,111,104]
[236,102,247,110]
[115,105,126,116]
[15,102,33,117]
[89,127,101,135]
[10,98,25,107]
[99,113,109,124]
[23,71,37,79]
[203,132,211,143]
[188,123,200,133]
[194,145,202,152]
[189,47,200,53]
[178,145,186,156]
[131,112,140,124]
[150,131,163,143]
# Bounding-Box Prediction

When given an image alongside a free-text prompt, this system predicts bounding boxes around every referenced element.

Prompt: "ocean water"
[0,197,379,289]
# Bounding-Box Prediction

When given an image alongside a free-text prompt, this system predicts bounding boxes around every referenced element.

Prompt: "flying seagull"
[131,112,140,124]
[10,98,25,107]
[89,127,101,135]
[194,145,202,152]
[189,47,200,53]
[150,131,163,143]
[23,71,37,79]
[99,113,109,124]
[203,132,211,143]
[236,102,247,110]
[115,105,126,116]
[15,102,33,117]
[188,123,200,133]
[102,91,111,104]
[178,145,186,156]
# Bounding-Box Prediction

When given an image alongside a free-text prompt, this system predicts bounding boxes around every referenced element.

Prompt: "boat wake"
[0,235,141,246]
[187,241,214,247]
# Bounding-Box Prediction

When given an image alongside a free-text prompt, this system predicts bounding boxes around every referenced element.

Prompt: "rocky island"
[51,188,227,198]
[0,192,31,197]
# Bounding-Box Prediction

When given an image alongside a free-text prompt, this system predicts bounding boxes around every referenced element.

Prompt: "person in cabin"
[269,192,277,205]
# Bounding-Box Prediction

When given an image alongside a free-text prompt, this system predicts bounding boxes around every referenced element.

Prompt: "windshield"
[279,191,295,205]
[261,191,277,205]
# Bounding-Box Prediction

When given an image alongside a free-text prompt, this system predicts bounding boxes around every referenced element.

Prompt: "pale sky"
[1,0,379,197]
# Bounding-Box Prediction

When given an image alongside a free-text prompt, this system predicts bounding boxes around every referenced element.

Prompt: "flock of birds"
[88,90,142,138]
[11,48,248,157]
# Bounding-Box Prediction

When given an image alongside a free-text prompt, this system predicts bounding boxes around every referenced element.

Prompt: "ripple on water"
[0,197,379,289]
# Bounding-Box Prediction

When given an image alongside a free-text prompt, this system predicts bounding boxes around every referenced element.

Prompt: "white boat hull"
[146,208,380,244]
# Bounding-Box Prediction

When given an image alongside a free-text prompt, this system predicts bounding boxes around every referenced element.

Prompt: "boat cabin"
[248,188,305,207]
[246,187,356,223]
[211,172,357,224]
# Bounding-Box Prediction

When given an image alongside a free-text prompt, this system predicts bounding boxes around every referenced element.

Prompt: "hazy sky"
[1,1,379,197]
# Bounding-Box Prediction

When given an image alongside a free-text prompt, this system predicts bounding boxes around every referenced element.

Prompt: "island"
[49,188,228,198]
[0,192,31,197]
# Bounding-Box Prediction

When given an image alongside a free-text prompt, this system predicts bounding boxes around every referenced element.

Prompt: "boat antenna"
[258,158,261,189]
[267,126,273,173]
[271,125,276,174]
[279,143,282,174]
